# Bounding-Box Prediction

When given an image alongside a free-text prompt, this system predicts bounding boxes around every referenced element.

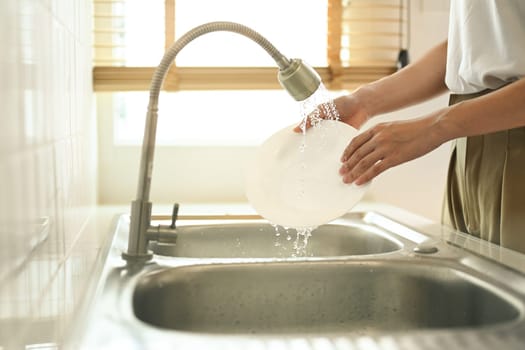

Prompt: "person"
[296,1,525,253]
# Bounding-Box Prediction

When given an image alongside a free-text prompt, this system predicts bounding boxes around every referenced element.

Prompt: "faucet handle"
[170,203,180,229]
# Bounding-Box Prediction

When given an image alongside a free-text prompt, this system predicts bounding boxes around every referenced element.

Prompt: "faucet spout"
[123,21,321,261]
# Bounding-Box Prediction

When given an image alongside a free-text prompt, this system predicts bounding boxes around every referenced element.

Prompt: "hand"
[339,113,445,185]
[293,94,370,132]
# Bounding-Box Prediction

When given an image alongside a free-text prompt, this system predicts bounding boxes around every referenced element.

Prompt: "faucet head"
[278,59,321,101]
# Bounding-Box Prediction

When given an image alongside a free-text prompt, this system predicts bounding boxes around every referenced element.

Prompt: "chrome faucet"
[122,21,322,261]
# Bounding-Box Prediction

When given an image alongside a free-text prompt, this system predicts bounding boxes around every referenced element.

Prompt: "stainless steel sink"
[68,211,525,350]
[148,221,402,258]
[133,260,521,335]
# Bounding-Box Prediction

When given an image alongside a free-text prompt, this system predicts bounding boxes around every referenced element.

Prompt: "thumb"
[292,117,314,133]
[293,124,303,133]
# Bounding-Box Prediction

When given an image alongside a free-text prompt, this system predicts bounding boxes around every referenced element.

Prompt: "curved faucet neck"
[125,21,320,260]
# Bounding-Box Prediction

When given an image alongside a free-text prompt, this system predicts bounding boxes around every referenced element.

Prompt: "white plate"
[246,120,369,228]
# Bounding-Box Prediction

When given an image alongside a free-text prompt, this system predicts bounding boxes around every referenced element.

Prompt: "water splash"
[267,84,340,257]
[288,83,339,255]
[299,83,340,133]
[272,224,282,247]
[271,224,316,257]
[292,228,314,257]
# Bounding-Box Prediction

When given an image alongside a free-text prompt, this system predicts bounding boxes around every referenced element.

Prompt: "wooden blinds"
[93,0,407,91]
[93,0,126,66]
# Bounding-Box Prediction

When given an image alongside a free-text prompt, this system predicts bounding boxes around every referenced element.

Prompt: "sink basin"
[133,260,521,335]
[70,212,525,350]
[148,222,402,258]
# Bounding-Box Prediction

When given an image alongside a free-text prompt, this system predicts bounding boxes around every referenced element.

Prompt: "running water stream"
[274,83,340,257]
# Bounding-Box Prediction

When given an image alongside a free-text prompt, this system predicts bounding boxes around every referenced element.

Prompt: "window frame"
[92,0,403,92]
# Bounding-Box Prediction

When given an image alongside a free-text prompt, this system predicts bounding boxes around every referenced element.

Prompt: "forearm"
[353,41,449,118]
[435,77,525,142]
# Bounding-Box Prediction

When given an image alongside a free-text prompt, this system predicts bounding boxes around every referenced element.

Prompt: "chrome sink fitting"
[123,21,322,261]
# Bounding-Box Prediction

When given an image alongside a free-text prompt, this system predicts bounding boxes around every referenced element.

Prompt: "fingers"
[293,118,311,133]
[293,124,303,133]
[340,129,374,162]
[339,128,389,185]
[340,154,388,185]
[341,116,442,185]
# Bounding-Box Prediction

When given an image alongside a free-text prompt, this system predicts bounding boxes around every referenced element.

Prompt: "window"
[93,0,406,145]
[113,90,300,146]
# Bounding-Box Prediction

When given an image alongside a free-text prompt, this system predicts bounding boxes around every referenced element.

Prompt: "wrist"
[430,105,461,145]
[351,84,382,119]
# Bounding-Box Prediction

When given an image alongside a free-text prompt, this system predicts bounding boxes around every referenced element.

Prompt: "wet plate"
[246,120,369,228]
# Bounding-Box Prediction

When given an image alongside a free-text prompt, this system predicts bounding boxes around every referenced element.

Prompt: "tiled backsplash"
[0,0,98,348]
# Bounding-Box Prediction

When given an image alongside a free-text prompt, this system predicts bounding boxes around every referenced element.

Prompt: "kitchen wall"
[0,0,98,348]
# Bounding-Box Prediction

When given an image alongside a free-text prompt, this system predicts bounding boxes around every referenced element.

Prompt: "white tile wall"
[0,0,98,348]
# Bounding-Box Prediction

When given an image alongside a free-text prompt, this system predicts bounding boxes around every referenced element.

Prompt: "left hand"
[339,114,445,185]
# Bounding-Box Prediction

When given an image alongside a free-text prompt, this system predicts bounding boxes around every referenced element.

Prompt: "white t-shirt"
[445,0,525,94]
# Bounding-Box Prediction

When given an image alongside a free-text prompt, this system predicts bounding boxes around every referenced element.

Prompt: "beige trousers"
[443,89,525,254]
